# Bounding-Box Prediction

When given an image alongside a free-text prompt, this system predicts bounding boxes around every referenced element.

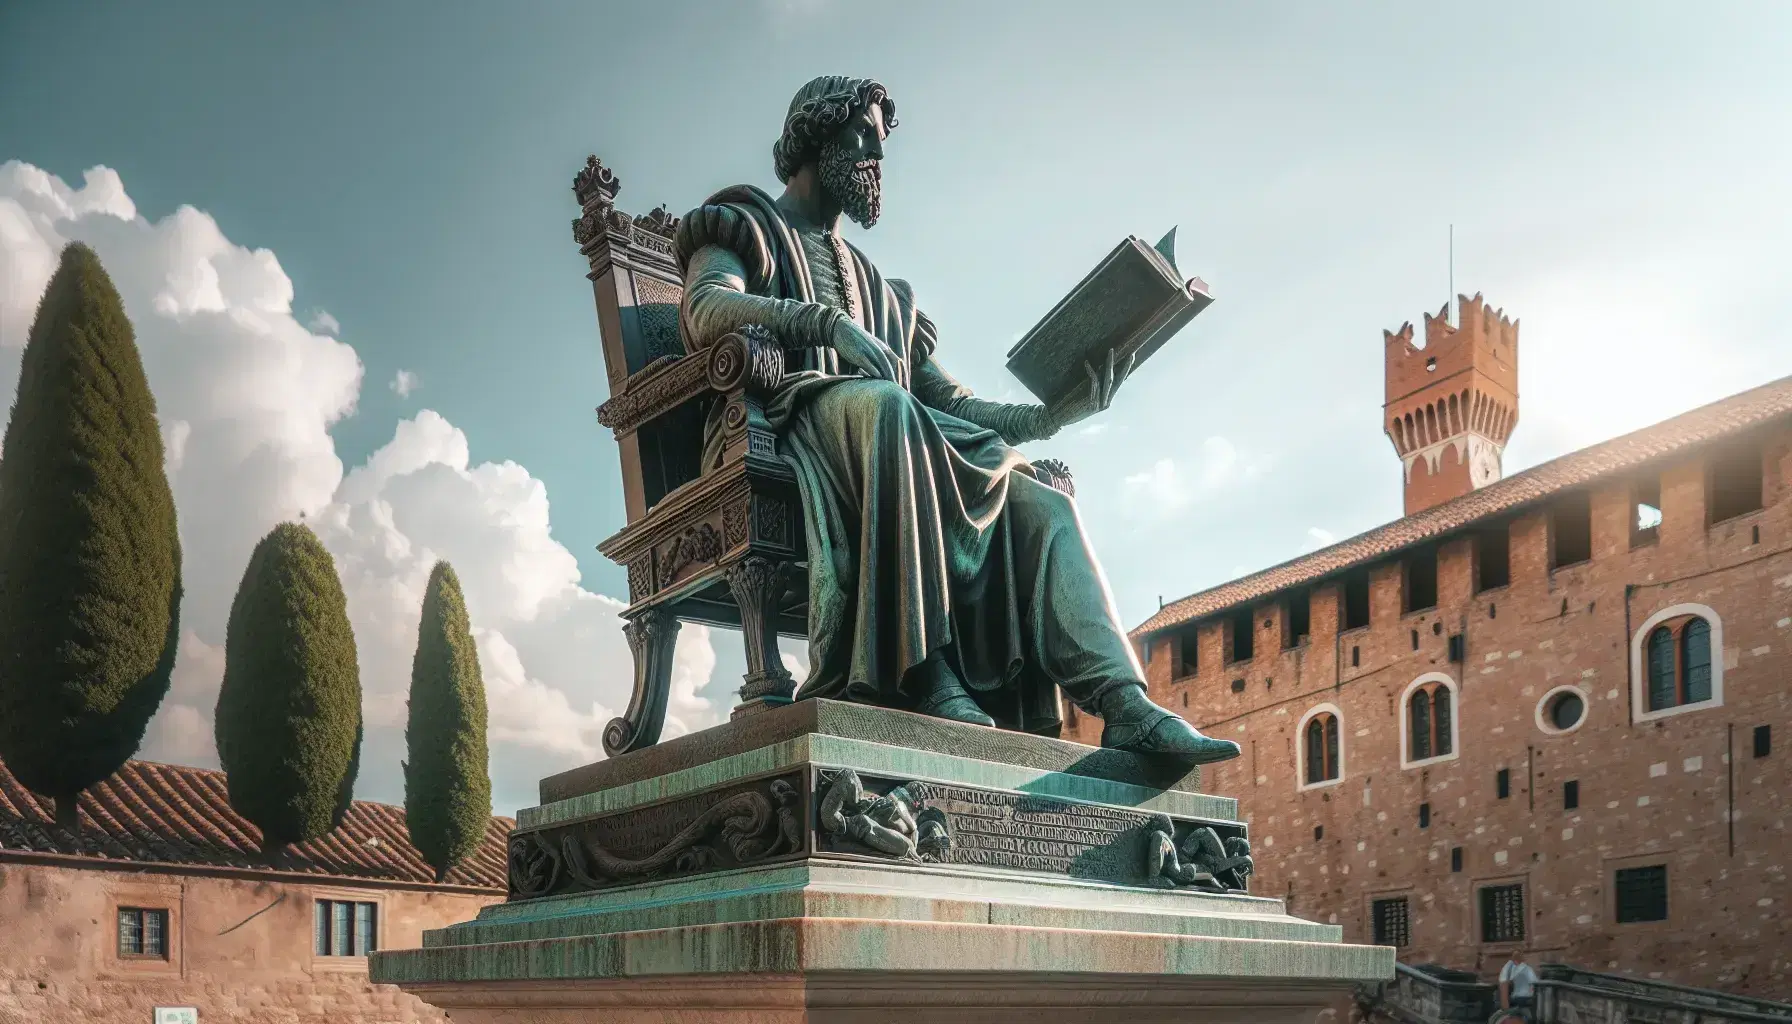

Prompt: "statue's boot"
[909,652,996,727]
[1097,684,1241,762]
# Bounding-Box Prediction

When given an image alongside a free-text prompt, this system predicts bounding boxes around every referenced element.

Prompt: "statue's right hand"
[829,316,901,381]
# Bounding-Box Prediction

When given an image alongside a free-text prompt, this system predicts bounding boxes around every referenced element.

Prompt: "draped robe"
[674,185,1145,734]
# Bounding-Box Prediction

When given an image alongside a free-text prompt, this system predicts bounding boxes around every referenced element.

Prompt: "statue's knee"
[845,379,920,431]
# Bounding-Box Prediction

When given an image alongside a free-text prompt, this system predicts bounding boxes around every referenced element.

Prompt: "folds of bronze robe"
[675,184,1146,735]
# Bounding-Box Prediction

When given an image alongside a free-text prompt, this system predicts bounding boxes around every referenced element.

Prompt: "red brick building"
[0,757,510,1023]
[1094,295,1792,997]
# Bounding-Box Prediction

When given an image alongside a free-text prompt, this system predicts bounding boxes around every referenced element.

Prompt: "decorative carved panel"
[508,773,806,899]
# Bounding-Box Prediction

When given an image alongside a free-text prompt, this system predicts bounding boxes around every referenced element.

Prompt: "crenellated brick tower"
[1383,293,1519,515]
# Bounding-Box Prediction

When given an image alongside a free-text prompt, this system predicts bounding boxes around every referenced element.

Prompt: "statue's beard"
[820,142,882,228]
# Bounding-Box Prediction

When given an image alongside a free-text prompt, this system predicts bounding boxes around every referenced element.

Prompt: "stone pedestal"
[371,700,1391,1023]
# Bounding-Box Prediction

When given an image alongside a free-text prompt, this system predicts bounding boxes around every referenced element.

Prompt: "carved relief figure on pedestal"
[816,768,950,862]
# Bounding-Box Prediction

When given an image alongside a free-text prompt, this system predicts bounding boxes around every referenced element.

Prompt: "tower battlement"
[1384,293,1518,403]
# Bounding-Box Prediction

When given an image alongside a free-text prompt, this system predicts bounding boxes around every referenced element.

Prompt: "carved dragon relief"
[508,777,805,899]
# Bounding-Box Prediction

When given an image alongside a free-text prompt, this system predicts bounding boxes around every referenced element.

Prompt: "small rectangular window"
[1418,802,1431,828]
[1551,492,1593,569]
[1564,779,1579,810]
[1450,847,1463,873]
[315,900,377,957]
[117,908,169,959]
[1404,547,1438,613]
[1314,825,1323,842]
[1631,477,1662,548]
[1475,524,1510,591]
[1756,725,1772,759]
[1372,897,1411,948]
[1496,768,1511,799]
[1480,884,1525,943]
[1708,442,1764,525]
[1227,608,1254,663]
[1341,570,1371,631]
[1283,590,1311,649]
[1615,865,1668,923]
[1174,626,1198,678]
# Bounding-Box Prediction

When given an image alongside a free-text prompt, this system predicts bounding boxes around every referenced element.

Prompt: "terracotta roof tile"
[1135,374,1792,637]
[0,755,511,890]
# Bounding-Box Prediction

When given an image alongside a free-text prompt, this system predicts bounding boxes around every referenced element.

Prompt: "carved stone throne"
[572,157,808,757]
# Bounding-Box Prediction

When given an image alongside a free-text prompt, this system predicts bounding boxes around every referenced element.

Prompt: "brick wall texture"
[1081,421,1792,998]
[0,860,500,1024]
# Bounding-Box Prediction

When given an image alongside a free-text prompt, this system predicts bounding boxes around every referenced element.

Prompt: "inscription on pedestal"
[814,772,1247,889]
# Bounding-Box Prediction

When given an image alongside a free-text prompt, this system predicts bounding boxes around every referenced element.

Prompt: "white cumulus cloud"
[0,161,720,815]
[1121,436,1260,515]
[308,309,341,335]
[390,368,418,398]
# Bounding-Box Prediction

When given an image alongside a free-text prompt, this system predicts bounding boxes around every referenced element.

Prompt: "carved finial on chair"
[636,204,681,240]
[572,155,621,209]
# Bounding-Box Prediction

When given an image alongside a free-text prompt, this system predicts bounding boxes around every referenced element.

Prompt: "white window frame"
[1399,672,1461,769]
[1535,684,1591,736]
[1296,702,1346,791]
[1629,603,1724,724]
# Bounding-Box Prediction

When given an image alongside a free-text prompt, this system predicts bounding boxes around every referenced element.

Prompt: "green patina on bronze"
[671,76,1236,760]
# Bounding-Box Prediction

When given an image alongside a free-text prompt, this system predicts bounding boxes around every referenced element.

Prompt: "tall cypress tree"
[404,561,491,881]
[215,521,361,860]
[0,243,183,829]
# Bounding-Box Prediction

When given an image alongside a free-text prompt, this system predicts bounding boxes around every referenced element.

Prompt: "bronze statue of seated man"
[672,75,1239,762]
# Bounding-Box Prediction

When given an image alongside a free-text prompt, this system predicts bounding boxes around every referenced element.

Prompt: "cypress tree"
[0,243,183,830]
[215,521,362,860]
[404,561,491,882]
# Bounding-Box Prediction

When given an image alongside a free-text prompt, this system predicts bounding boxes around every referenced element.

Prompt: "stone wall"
[1088,424,1792,997]
[0,856,501,1023]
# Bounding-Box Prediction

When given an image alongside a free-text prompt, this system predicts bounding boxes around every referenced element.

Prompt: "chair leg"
[728,555,796,714]
[604,606,681,757]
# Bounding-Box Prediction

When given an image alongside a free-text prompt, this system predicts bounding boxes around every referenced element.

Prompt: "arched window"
[1409,688,1432,761]
[1647,626,1675,710]
[1403,676,1457,766]
[1644,613,1717,712]
[1304,712,1340,784]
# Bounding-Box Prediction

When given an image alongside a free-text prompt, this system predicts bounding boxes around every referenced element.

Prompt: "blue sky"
[3,1,1789,812]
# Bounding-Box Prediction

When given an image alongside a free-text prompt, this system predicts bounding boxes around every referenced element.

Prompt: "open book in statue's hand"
[1005,228,1213,417]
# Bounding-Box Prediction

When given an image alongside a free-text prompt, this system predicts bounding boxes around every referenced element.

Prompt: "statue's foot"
[910,653,996,727]
[1097,685,1241,763]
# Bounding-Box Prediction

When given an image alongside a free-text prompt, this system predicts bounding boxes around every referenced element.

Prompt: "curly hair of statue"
[772,76,898,184]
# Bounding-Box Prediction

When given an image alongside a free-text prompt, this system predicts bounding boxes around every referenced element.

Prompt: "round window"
[1542,690,1586,732]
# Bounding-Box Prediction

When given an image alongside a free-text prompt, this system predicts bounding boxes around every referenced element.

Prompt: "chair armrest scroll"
[596,324,784,436]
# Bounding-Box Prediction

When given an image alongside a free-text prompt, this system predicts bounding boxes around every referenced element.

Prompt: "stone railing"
[1358,962,1499,1024]
[1534,965,1792,1024]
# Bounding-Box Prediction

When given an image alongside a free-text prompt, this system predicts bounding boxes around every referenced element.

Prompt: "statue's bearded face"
[818,101,887,228]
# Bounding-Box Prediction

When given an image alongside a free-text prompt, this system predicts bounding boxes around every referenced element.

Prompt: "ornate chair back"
[571,157,804,758]
[571,156,706,521]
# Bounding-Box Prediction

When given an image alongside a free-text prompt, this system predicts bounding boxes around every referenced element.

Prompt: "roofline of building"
[1132,374,1792,639]
[0,846,508,896]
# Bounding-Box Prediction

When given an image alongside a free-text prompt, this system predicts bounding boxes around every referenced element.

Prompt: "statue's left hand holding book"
[1005,227,1213,416]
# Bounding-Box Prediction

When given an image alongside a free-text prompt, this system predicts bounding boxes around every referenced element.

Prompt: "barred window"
[117,907,168,959]
[1372,897,1410,948]
[1615,865,1668,924]
[315,900,378,957]
[1479,884,1525,944]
